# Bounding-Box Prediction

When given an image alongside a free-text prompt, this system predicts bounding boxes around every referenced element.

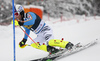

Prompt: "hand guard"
[19,38,27,48]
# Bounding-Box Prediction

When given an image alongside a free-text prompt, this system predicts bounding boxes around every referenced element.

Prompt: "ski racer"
[14,4,74,54]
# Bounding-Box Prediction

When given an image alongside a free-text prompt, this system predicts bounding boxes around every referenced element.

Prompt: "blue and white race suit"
[23,12,54,45]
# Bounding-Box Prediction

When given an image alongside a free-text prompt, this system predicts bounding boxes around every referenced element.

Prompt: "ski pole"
[18,25,39,47]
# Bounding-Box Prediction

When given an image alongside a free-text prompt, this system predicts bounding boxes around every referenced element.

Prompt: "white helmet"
[14,4,24,16]
[14,4,24,13]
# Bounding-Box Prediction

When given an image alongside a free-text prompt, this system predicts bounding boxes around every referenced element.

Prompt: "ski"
[54,40,97,61]
[30,40,97,61]
[30,56,60,61]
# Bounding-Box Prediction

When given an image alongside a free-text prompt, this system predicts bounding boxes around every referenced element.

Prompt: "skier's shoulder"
[27,12,36,16]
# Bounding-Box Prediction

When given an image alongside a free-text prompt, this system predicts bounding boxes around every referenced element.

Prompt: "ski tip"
[94,39,99,43]
[96,39,98,40]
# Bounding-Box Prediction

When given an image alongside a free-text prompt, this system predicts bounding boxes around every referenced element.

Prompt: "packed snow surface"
[0,16,100,61]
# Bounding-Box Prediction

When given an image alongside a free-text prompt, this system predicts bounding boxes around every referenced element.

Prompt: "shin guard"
[31,43,47,52]
[48,39,69,48]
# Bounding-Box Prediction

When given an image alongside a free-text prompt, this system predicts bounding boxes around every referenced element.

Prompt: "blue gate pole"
[12,0,16,61]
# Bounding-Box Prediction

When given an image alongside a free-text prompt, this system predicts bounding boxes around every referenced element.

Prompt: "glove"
[19,38,27,48]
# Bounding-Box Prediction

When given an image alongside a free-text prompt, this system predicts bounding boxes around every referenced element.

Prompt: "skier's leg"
[30,25,58,52]
[30,32,48,52]
[41,25,74,50]
[31,25,74,53]
[41,26,61,54]
[31,42,48,52]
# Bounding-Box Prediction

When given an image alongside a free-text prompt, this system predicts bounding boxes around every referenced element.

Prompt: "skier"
[14,4,74,54]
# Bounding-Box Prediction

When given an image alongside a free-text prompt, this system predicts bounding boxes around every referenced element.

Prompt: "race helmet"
[14,4,24,16]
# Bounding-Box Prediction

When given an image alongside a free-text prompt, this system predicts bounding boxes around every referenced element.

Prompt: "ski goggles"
[14,12,20,17]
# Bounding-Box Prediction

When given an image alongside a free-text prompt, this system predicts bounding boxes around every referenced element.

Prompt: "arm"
[23,27,30,39]
[19,27,30,48]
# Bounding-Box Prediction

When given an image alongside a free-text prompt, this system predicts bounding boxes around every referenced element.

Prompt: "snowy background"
[1,0,100,25]
[0,0,100,61]
[0,16,100,61]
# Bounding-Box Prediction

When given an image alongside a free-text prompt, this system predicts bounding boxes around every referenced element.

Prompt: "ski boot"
[65,42,74,50]
[47,45,60,55]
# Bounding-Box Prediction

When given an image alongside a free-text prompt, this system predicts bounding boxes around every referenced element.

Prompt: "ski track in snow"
[0,16,100,61]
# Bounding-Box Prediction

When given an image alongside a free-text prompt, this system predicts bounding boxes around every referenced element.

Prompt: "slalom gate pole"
[12,0,16,61]
[18,25,39,47]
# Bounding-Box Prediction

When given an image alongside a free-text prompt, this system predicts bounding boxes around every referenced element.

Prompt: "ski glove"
[19,38,27,47]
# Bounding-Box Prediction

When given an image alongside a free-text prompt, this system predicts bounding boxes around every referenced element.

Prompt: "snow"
[0,16,100,61]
